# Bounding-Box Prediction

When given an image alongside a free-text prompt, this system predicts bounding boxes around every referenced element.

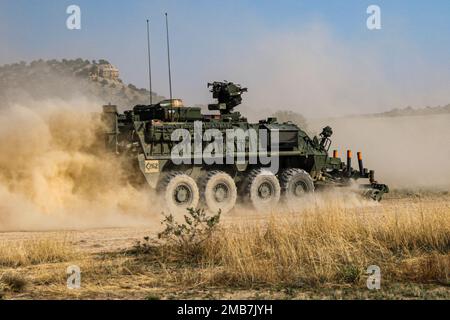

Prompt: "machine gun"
[207,81,248,115]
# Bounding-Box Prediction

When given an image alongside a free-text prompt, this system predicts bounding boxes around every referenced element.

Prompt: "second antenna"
[165,13,173,100]
[146,19,153,105]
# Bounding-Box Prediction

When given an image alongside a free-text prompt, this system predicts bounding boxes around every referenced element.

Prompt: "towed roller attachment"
[334,149,389,201]
[360,163,389,201]
[360,183,389,201]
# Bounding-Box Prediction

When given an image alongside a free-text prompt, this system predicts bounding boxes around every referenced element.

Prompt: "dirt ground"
[0,191,449,300]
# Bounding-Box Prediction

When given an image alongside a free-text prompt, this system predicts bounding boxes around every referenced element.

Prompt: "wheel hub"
[293,181,306,197]
[213,183,229,203]
[258,182,273,199]
[174,184,192,205]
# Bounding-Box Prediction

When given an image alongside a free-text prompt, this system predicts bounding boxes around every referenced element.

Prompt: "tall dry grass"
[0,239,77,267]
[157,200,450,287]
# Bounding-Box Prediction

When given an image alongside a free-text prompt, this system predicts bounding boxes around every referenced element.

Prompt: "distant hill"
[358,104,450,118]
[0,58,165,109]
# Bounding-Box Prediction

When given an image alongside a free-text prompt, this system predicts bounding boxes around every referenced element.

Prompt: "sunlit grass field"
[0,193,449,300]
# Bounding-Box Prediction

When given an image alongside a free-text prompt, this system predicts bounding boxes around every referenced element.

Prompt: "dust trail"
[229,186,378,222]
[0,98,382,231]
[0,98,163,231]
[311,114,450,190]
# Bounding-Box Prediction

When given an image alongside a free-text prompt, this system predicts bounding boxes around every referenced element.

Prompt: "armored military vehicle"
[102,81,388,214]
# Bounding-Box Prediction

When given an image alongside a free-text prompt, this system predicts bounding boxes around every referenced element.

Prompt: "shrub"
[158,208,221,247]
[0,272,28,292]
[134,208,221,260]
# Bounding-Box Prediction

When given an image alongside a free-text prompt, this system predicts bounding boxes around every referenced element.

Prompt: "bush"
[0,272,28,292]
[338,264,362,284]
[158,208,221,247]
[133,208,221,259]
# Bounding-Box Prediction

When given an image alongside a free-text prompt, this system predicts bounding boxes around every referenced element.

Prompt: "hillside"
[0,59,165,109]
[358,104,450,118]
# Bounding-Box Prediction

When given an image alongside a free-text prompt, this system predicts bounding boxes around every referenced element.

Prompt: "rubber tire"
[243,168,281,212]
[157,172,200,216]
[199,171,237,214]
[280,168,315,203]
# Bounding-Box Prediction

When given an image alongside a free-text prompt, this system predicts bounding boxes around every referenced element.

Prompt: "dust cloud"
[222,23,450,190]
[212,23,449,120]
[311,114,450,190]
[0,98,162,232]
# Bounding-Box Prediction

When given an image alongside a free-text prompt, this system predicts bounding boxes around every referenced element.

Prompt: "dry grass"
[0,195,448,299]
[0,238,77,267]
[0,271,28,292]
[153,200,450,287]
[0,238,78,297]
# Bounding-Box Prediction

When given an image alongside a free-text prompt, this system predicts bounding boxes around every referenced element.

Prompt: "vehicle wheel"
[243,168,281,212]
[157,172,200,215]
[199,171,237,214]
[280,168,314,205]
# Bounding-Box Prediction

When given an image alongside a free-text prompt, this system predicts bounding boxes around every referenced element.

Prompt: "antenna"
[165,12,173,100]
[146,19,153,105]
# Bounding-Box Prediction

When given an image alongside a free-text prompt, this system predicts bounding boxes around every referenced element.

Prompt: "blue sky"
[0,0,449,116]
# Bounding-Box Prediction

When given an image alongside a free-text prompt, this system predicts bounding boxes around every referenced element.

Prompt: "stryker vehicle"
[102,81,388,214]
